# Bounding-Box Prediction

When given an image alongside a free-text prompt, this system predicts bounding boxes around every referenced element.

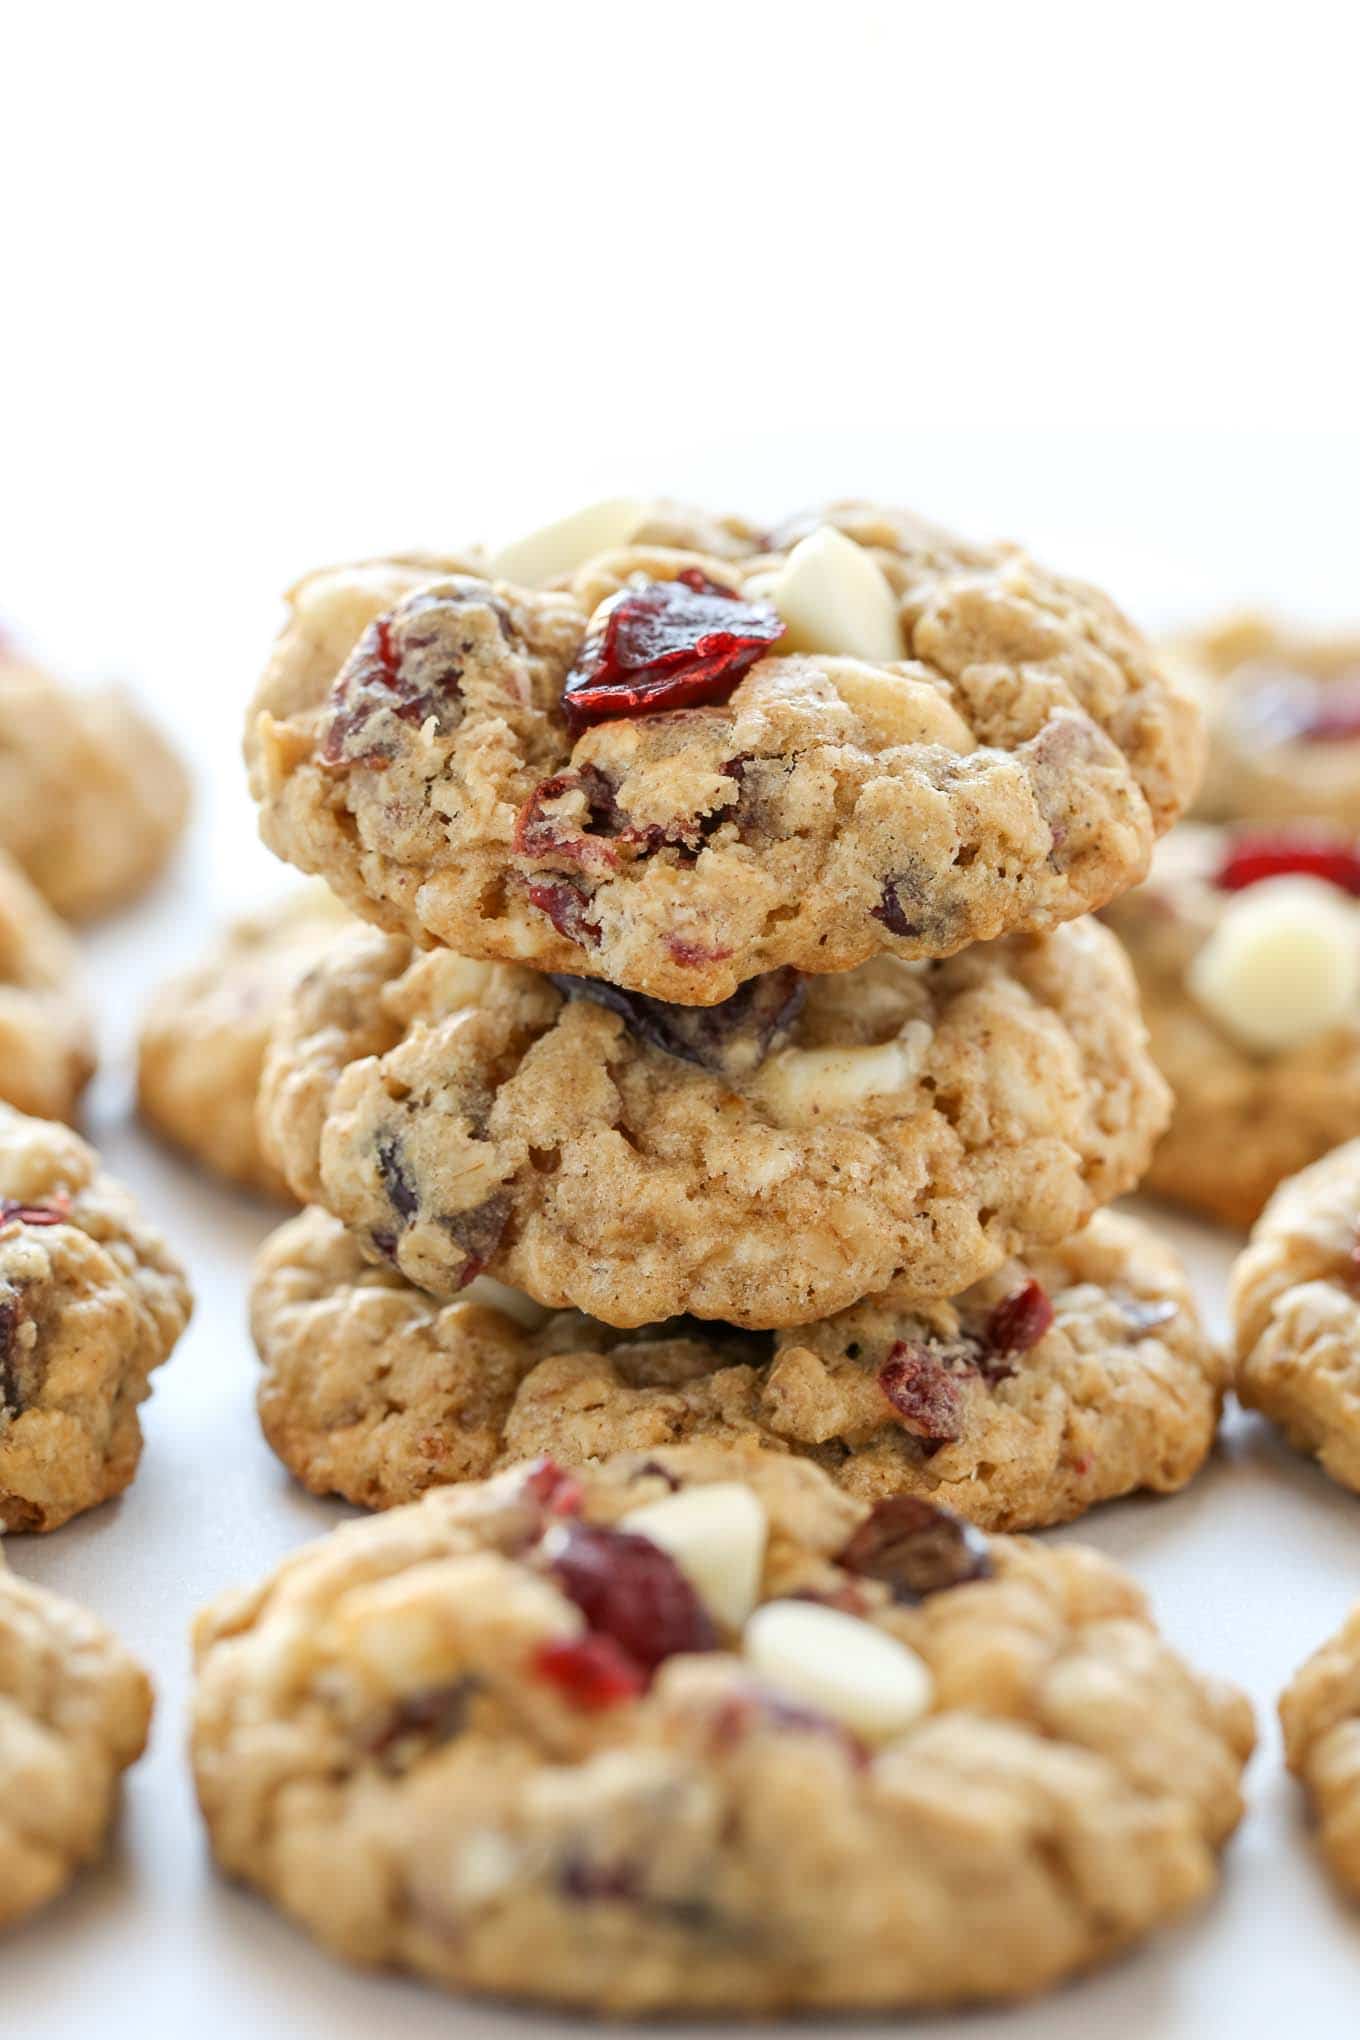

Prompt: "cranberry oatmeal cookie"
[0,849,95,1123]
[0,645,190,920]
[1281,1604,1360,1901]
[138,884,352,1200]
[258,917,1168,1327]
[1230,1140,1360,1493]
[253,1205,1222,1530]
[0,1557,152,1928]
[191,1444,1252,2014]
[1182,612,1360,829]
[1104,823,1360,1228]
[0,1104,192,1532]
[245,500,1202,1004]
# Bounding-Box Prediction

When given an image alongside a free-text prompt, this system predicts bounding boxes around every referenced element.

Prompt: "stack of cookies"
[238,497,1222,1535]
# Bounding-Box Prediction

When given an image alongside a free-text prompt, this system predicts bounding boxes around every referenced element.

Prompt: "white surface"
[5,0,1360,2029]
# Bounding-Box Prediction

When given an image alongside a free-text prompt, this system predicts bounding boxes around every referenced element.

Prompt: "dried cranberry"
[1295,677,1360,742]
[514,765,624,875]
[1214,830,1360,897]
[522,1458,585,1515]
[0,1297,20,1414]
[525,878,601,947]
[548,967,804,1080]
[839,1495,992,1601]
[323,589,474,766]
[985,1279,1054,1356]
[562,572,783,730]
[541,1520,717,1672]
[871,878,922,939]
[878,1343,965,1444]
[665,934,734,968]
[533,1634,647,1710]
[374,1135,419,1221]
[448,1191,512,1285]
[365,1677,480,1764]
[0,1197,68,1228]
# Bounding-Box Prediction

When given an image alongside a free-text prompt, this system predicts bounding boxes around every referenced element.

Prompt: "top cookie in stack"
[244,500,1196,1334]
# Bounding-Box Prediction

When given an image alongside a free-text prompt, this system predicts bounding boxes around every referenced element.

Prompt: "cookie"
[191,1444,1253,2014]
[258,916,1168,1327]
[0,1557,152,1927]
[1230,1139,1360,1492]
[0,646,191,920]
[1281,1604,1360,1901]
[137,884,353,1200]
[0,1104,193,1531]
[1104,823,1360,1227]
[1182,612,1360,829]
[0,849,95,1123]
[245,500,1202,1004]
[253,1205,1223,1530]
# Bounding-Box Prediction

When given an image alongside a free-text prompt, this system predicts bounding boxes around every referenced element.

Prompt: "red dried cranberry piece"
[522,1458,585,1516]
[548,967,805,1080]
[542,1520,717,1672]
[1295,677,1360,742]
[985,1279,1054,1356]
[448,1191,512,1286]
[514,765,624,875]
[533,1634,647,1710]
[871,877,922,939]
[525,878,601,947]
[839,1496,992,1601]
[878,1342,965,1444]
[365,1677,480,1763]
[1214,831,1360,897]
[0,1298,20,1414]
[0,1197,69,1228]
[323,588,476,766]
[563,572,783,730]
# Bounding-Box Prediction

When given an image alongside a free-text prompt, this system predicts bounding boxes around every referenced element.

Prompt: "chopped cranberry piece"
[665,934,735,968]
[375,1135,419,1221]
[514,765,624,875]
[878,1342,965,1444]
[985,1279,1054,1355]
[323,587,476,767]
[522,1458,586,1516]
[525,878,601,947]
[533,1634,647,1710]
[366,1677,480,1763]
[0,1298,20,1414]
[871,878,922,939]
[563,572,783,730]
[0,1197,69,1228]
[541,1520,717,1672]
[548,966,805,1080]
[1294,677,1360,742]
[840,1496,992,1600]
[449,1191,512,1285]
[1214,831,1360,897]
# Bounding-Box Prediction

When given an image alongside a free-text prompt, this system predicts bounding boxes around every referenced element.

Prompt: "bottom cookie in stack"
[190,1444,1254,2014]
[250,1204,1224,1533]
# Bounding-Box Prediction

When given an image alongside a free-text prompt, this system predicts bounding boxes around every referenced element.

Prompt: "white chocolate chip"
[1188,875,1360,1053]
[743,1600,934,1742]
[752,1037,922,1123]
[459,1275,554,1331]
[760,526,906,663]
[621,1483,768,1629]
[490,499,648,586]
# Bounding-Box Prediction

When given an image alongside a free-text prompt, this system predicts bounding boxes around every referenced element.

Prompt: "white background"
[3,3,1360,2033]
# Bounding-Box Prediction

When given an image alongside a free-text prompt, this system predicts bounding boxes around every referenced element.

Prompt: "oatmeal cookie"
[191,1444,1253,2014]
[258,917,1168,1327]
[253,1205,1223,1530]
[0,849,95,1123]
[1281,1604,1360,1901]
[0,1105,192,1531]
[1104,823,1360,1228]
[1230,1140,1360,1492]
[1182,612,1360,829]
[245,501,1201,1004]
[137,884,352,1199]
[0,647,191,920]
[0,1557,152,1927]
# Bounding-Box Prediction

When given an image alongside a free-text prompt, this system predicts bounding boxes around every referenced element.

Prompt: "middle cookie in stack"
[243,497,1216,1530]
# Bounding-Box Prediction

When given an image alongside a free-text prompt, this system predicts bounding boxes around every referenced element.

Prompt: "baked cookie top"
[0,1557,152,1928]
[1280,1602,1360,1901]
[0,647,191,921]
[1105,823,1360,1228]
[0,1105,193,1531]
[137,883,352,1201]
[258,916,1168,1327]
[0,849,95,1124]
[253,1204,1224,1532]
[1230,1138,1360,1493]
[191,1444,1252,2014]
[245,501,1202,1004]
[1183,612,1360,830]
